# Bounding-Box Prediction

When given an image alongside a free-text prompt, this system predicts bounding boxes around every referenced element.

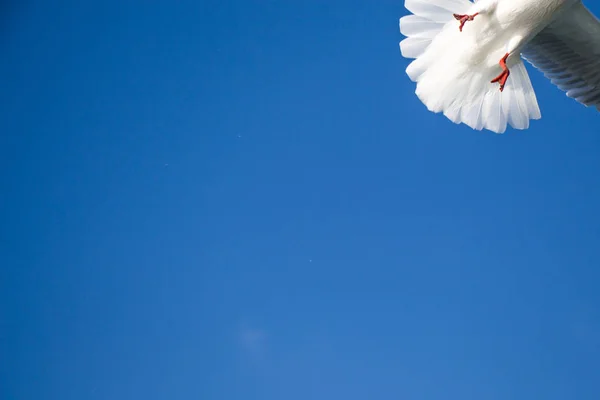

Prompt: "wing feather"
[522,2,600,111]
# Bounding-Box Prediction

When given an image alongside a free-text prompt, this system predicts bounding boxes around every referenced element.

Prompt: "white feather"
[399,0,585,133]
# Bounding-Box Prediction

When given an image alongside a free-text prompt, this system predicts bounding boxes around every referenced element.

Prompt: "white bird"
[399,0,600,133]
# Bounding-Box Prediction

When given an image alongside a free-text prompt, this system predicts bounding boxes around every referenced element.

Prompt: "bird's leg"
[453,13,479,32]
[490,35,524,92]
[454,0,498,32]
[491,53,510,92]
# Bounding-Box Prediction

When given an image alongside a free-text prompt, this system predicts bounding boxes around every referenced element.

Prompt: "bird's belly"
[460,0,575,66]
[494,0,572,33]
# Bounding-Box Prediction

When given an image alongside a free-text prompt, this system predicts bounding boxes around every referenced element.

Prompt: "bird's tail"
[399,0,541,133]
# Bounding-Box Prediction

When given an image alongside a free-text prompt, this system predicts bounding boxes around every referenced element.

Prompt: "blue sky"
[2,1,600,399]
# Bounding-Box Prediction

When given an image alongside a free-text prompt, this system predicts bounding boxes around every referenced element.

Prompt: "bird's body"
[466,0,573,55]
[493,0,574,32]
[399,0,600,133]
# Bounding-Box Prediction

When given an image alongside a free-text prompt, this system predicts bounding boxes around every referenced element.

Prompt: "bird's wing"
[522,2,600,111]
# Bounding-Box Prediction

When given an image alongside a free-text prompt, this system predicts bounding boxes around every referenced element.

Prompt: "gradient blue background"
[2,1,600,399]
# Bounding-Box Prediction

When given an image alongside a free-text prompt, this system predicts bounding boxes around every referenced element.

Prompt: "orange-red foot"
[453,13,478,32]
[491,53,510,92]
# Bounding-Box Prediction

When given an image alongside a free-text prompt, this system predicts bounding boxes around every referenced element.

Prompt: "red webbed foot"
[453,13,479,32]
[491,53,510,92]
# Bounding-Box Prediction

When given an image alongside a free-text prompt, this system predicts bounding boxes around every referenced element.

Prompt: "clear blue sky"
[2,1,600,399]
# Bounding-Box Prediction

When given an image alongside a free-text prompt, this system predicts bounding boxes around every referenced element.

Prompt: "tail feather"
[400,16,444,39]
[405,0,472,23]
[400,36,434,59]
[399,0,542,133]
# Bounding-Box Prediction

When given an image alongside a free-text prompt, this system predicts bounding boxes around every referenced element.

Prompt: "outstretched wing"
[522,2,600,111]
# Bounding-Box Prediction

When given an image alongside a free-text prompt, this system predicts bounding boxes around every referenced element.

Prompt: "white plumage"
[399,0,600,133]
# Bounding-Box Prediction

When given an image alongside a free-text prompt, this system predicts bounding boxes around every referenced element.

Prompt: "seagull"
[399,0,600,133]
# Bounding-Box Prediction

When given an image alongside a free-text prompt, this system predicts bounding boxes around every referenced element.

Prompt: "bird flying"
[399,0,600,133]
